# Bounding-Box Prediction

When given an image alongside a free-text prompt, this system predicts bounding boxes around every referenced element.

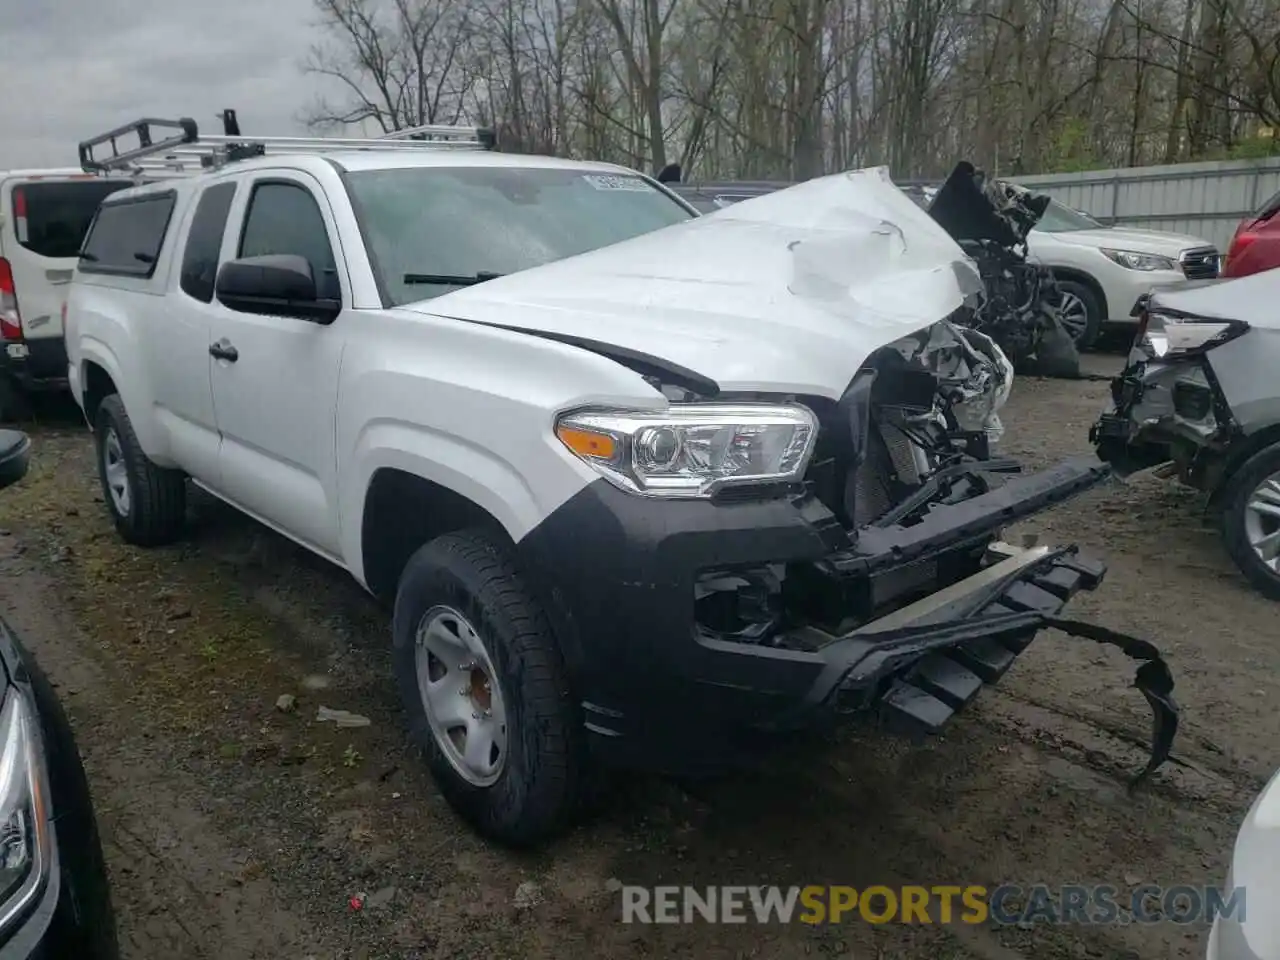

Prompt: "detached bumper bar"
[838,456,1112,574]
[787,545,1177,788]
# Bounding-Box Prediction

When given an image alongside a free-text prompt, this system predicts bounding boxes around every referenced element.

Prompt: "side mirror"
[656,163,682,184]
[0,432,31,492]
[215,254,340,324]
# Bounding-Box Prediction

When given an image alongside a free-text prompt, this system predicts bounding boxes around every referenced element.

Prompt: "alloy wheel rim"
[1057,292,1089,341]
[1244,471,1280,572]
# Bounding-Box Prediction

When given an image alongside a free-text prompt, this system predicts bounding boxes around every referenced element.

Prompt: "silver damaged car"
[1092,269,1280,599]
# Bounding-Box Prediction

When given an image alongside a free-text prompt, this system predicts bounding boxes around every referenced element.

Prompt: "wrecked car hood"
[408,167,984,399]
[1147,268,1280,330]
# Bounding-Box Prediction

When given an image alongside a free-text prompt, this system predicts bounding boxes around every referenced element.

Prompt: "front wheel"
[93,394,186,546]
[1222,444,1280,601]
[1052,279,1103,350]
[391,529,585,846]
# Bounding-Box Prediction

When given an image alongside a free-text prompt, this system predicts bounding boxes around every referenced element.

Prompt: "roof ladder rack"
[78,116,497,178]
[79,118,200,174]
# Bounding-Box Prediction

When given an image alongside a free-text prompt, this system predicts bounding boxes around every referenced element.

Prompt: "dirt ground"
[0,349,1274,960]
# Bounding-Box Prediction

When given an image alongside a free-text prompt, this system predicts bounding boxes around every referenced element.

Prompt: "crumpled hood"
[406,167,983,399]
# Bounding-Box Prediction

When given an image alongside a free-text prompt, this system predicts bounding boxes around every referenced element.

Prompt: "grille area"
[1180,246,1220,280]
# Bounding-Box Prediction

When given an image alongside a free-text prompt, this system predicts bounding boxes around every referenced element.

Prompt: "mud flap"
[1041,615,1178,790]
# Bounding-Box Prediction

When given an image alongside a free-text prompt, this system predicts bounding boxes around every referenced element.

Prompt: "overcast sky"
[0,0,351,169]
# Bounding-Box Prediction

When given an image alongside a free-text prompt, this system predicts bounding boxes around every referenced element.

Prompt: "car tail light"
[0,259,23,342]
[1132,306,1151,348]
[1223,229,1258,273]
[10,188,27,245]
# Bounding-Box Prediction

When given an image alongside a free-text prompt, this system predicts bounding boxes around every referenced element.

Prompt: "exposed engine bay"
[927,162,1081,377]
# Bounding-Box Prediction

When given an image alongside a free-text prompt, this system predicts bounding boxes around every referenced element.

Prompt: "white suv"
[1025,199,1219,347]
[64,118,1178,845]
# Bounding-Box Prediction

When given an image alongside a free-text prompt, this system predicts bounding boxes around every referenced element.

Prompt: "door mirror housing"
[214,254,340,324]
[0,432,31,492]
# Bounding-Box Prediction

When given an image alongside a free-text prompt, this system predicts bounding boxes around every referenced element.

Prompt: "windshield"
[346,166,696,306]
[1033,199,1103,233]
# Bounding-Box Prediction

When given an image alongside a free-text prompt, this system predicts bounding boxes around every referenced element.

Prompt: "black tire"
[1053,279,1103,350]
[93,394,186,546]
[391,528,584,846]
[1221,443,1280,601]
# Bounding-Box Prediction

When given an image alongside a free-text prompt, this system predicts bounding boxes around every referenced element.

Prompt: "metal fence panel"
[1013,158,1280,251]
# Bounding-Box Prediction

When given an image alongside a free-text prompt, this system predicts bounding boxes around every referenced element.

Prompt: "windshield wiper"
[402,271,504,286]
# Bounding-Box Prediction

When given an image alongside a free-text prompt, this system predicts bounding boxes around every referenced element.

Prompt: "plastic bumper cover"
[521,458,1177,782]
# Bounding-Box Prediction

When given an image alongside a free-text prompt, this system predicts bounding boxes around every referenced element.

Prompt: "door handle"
[209,340,239,363]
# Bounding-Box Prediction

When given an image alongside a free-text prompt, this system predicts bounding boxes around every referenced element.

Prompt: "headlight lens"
[0,688,51,930]
[1139,312,1249,360]
[555,404,818,497]
[1101,249,1178,271]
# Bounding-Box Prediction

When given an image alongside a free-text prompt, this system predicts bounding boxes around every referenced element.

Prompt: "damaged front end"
[927,162,1080,375]
[426,164,1179,784]
[670,321,1177,787]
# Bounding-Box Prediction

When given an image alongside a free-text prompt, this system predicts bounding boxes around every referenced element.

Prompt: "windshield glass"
[346,166,695,305]
[1033,199,1103,233]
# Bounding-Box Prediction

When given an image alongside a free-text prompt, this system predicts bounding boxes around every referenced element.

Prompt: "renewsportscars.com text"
[619,884,1245,926]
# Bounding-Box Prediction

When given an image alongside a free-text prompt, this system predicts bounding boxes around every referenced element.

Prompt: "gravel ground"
[0,350,1273,960]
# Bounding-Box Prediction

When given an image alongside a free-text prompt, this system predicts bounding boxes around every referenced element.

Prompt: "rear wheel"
[1222,443,1280,600]
[391,528,585,846]
[93,394,186,546]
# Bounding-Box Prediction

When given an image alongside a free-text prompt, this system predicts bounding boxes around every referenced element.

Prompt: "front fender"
[339,419,592,586]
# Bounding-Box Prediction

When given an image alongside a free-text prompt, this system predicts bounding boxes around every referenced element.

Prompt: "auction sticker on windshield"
[582,174,653,192]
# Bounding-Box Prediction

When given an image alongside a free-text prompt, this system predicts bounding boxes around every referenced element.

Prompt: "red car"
[1223,188,1280,278]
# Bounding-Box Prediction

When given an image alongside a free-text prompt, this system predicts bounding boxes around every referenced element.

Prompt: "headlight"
[0,689,51,932]
[1101,249,1178,271]
[555,404,818,498]
[1139,311,1249,360]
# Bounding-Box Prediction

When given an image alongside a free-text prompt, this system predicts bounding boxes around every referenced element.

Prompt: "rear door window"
[79,193,178,279]
[180,182,237,302]
[9,180,132,260]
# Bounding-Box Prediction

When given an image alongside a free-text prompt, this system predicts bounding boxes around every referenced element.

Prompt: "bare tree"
[301,0,1280,181]
[304,0,475,131]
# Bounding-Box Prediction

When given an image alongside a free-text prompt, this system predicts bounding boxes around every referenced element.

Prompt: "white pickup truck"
[64,118,1177,846]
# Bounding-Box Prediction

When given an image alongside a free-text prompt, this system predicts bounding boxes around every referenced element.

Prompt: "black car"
[0,432,117,959]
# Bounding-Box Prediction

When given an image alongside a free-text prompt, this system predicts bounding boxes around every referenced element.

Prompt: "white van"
[0,171,133,415]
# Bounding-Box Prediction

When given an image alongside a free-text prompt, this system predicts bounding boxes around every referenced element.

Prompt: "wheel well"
[1050,268,1109,320]
[361,468,509,603]
[1208,424,1280,506]
[82,362,117,425]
